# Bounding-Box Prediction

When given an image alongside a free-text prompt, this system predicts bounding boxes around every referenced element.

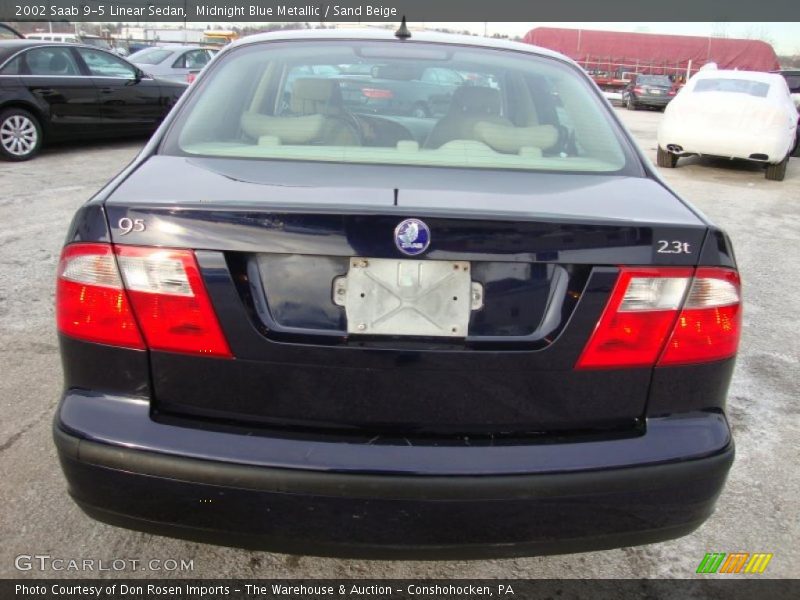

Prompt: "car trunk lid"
[103,156,707,438]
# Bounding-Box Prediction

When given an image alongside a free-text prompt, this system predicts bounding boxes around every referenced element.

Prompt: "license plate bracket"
[333,258,482,337]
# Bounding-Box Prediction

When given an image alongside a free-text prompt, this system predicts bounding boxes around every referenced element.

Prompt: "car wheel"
[765,155,789,181]
[657,147,678,168]
[410,103,430,118]
[626,95,637,111]
[0,108,42,161]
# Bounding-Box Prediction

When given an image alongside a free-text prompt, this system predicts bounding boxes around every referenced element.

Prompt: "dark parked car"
[0,40,187,160]
[54,29,740,559]
[335,64,466,118]
[777,69,800,97]
[623,74,676,110]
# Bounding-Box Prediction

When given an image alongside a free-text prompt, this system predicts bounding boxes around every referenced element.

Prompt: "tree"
[740,25,774,47]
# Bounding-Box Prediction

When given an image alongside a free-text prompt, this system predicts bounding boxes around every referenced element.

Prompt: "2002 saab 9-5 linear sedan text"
[53,29,741,559]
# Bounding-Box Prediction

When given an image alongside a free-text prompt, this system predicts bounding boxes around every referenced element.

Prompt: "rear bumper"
[660,127,794,163]
[54,391,735,559]
[634,95,671,107]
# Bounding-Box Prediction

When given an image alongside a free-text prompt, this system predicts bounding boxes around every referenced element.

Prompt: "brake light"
[659,268,741,366]
[56,243,232,358]
[187,72,196,84]
[56,244,144,349]
[634,87,645,94]
[361,87,394,99]
[576,267,740,369]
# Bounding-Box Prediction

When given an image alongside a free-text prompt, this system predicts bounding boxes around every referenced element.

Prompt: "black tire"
[410,102,430,119]
[657,147,678,168]
[626,94,637,111]
[765,156,789,181]
[792,136,800,158]
[0,107,43,161]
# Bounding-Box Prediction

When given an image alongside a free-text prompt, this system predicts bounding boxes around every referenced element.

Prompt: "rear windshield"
[637,75,671,86]
[131,48,173,65]
[693,78,770,97]
[163,41,631,173]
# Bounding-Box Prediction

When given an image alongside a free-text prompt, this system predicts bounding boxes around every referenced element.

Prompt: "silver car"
[128,45,217,82]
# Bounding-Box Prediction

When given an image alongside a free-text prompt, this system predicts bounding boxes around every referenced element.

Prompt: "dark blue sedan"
[53,28,740,559]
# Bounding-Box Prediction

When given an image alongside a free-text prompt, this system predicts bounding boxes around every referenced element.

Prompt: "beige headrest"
[241,112,324,144]
[291,78,343,115]
[473,122,559,153]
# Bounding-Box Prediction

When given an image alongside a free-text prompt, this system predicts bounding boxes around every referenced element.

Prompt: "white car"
[26,33,80,43]
[128,45,218,82]
[657,69,798,181]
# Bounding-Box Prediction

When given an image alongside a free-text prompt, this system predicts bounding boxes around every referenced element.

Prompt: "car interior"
[176,44,628,172]
[241,66,565,153]
[22,48,81,76]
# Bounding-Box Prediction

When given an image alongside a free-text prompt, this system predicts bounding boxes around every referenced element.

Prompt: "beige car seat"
[241,78,360,146]
[424,86,512,149]
[425,85,559,154]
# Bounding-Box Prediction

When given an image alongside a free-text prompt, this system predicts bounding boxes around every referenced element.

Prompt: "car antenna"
[395,16,411,40]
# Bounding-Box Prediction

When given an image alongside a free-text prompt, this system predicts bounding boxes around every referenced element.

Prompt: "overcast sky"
[427,22,800,55]
[116,20,800,55]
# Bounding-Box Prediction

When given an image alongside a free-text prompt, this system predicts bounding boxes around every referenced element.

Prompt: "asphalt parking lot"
[0,108,798,579]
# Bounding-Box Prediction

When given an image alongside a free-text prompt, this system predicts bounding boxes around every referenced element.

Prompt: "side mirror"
[133,68,144,82]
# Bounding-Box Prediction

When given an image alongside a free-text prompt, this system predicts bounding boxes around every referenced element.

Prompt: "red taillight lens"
[658,268,741,366]
[187,73,196,84]
[56,244,144,349]
[115,246,232,358]
[56,243,231,358]
[577,267,741,370]
[634,87,645,94]
[361,87,394,99]
[576,268,692,369]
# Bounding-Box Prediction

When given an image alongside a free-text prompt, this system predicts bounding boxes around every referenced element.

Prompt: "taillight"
[56,244,144,349]
[56,243,232,358]
[659,268,741,366]
[576,267,741,370]
[361,87,394,99]
[634,87,645,94]
[187,73,196,84]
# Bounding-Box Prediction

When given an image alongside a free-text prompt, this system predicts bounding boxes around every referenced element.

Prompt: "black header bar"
[2,0,800,22]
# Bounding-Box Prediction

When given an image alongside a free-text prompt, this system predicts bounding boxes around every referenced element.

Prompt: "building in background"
[524,27,781,92]
[117,26,206,44]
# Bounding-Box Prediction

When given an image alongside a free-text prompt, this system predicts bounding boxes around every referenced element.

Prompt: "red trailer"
[523,27,781,92]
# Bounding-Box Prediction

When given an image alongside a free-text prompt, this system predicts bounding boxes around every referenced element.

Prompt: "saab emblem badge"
[395,219,431,256]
